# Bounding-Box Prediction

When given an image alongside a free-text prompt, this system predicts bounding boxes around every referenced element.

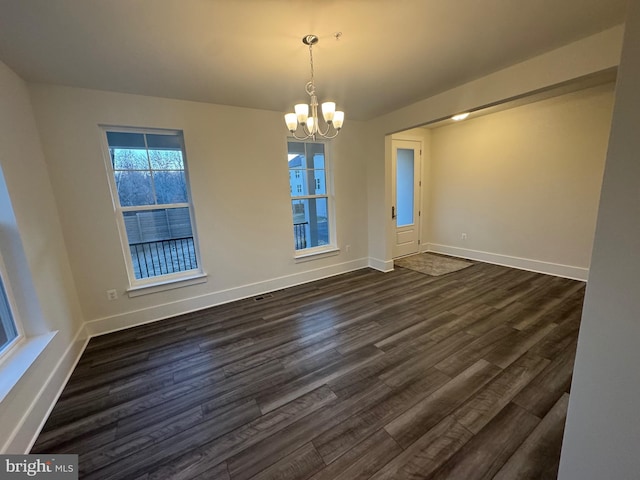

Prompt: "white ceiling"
[0,0,627,120]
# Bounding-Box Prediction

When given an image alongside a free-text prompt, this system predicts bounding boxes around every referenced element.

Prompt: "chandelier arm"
[309,121,339,140]
[295,123,316,141]
[315,121,332,137]
[289,130,312,141]
[320,128,340,139]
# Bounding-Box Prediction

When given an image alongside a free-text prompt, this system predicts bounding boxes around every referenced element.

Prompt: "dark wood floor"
[32,260,584,480]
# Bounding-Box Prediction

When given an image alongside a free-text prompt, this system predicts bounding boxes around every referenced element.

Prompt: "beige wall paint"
[560,1,640,477]
[27,85,369,330]
[0,60,85,451]
[426,85,614,275]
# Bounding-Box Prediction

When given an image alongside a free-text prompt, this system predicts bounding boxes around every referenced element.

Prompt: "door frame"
[391,136,423,259]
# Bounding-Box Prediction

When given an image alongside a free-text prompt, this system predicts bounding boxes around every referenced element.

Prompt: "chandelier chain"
[306,42,315,96]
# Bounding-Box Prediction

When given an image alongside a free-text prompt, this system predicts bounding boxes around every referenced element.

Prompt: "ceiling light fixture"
[284,34,345,140]
[451,112,470,121]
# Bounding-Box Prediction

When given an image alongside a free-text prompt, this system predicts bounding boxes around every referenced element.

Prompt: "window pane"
[291,198,329,249]
[312,153,325,169]
[0,280,18,353]
[115,170,155,206]
[289,169,326,196]
[289,170,309,197]
[306,143,325,168]
[396,148,415,226]
[106,132,145,149]
[154,171,188,204]
[123,208,197,279]
[287,141,305,159]
[288,156,303,171]
[112,148,149,170]
[287,141,325,169]
[313,170,326,194]
[146,133,183,150]
[148,149,184,170]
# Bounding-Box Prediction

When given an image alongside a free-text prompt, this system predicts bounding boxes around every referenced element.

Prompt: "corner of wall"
[368,257,394,272]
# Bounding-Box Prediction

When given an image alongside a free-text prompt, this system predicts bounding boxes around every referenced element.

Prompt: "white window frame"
[101,126,204,291]
[287,139,337,258]
[0,253,24,365]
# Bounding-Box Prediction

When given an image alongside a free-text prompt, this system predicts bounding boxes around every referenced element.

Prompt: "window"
[104,128,201,286]
[288,141,334,253]
[0,268,20,360]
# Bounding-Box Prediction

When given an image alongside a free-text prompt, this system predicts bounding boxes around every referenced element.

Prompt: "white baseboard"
[86,257,370,337]
[426,243,589,281]
[368,257,394,272]
[2,324,89,453]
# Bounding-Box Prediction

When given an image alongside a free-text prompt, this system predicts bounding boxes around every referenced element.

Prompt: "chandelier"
[284,34,345,140]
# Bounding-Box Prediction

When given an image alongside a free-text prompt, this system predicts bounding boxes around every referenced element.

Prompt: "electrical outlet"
[346,244,351,252]
[461,233,467,240]
[107,289,118,301]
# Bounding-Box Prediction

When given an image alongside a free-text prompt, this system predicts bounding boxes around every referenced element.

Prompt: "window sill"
[0,331,57,403]
[294,247,340,263]
[127,272,208,298]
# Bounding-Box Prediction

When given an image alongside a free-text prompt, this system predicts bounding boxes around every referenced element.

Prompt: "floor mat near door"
[394,252,474,276]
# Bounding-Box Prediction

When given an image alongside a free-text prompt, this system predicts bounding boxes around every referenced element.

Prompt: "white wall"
[27,85,369,334]
[366,26,624,269]
[425,85,614,279]
[559,1,640,477]
[0,61,86,452]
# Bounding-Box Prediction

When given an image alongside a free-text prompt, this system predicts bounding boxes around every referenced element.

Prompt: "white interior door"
[392,140,421,258]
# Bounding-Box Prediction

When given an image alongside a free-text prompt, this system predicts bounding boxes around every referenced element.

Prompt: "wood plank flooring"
[32,261,584,479]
